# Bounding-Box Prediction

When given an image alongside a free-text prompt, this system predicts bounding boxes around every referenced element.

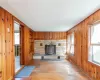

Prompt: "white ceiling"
[0,0,100,31]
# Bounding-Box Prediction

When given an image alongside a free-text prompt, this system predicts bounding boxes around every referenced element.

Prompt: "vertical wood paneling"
[0,8,6,80]
[0,7,34,80]
[0,8,5,80]
[0,7,15,80]
[5,9,14,80]
[67,10,100,80]
[0,7,4,73]
[23,27,33,65]
[34,32,66,40]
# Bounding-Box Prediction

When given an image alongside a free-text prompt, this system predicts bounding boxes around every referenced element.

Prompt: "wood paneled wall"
[0,7,34,80]
[23,27,33,65]
[0,7,14,80]
[34,32,66,40]
[0,8,5,80]
[67,9,100,80]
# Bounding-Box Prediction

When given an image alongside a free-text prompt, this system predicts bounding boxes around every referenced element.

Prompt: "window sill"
[70,53,74,56]
[88,60,100,67]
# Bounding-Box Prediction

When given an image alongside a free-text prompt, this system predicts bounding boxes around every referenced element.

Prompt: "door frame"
[13,18,24,66]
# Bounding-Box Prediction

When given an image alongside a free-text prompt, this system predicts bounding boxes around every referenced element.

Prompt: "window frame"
[66,35,71,54]
[89,21,100,65]
[67,32,74,55]
[70,33,74,55]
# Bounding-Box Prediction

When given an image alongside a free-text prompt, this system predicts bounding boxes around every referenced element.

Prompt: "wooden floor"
[14,59,91,80]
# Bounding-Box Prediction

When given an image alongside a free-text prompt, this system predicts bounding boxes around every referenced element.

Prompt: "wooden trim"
[8,76,13,80]
[15,65,25,76]
[20,25,25,65]
[91,44,100,46]
[89,20,100,26]
[89,22,100,45]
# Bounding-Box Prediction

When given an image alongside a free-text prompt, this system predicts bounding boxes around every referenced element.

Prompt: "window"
[70,33,74,55]
[14,21,20,45]
[67,33,74,55]
[89,22,100,64]
[14,33,20,45]
[66,35,71,53]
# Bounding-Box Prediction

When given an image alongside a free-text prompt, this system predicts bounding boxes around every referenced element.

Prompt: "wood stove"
[45,45,56,55]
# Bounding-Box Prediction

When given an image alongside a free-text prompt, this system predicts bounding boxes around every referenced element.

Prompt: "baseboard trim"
[68,59,92,80]
[8,76,13,80]
[15,65,25,76]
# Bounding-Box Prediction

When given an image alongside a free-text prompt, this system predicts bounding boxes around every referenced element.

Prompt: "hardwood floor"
[14,59,91,80]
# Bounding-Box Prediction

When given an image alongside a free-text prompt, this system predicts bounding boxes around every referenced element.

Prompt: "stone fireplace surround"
[34,40,66,55]
[33,40,66,59]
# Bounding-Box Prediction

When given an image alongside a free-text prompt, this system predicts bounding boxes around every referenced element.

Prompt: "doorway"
[14,21,21,72]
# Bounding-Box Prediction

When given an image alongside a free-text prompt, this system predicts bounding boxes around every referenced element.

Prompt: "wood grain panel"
[5,9,14,80]
[0,7,3,73]
[0,8,5,79]
[67,9,100,80]
[0,7,34,80]
[23,27,33,65]
[0,7,15,80]
[34,32,66,40]
[0,8,6,80]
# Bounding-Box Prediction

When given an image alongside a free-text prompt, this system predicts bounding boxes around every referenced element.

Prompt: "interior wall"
[34,40,66,55]
[33,32,67,55]
[23,27,34,65]
[0,7,14,80]
[0,8,3,74]
[67,9,100,79]
[0,7,34,80]
[34,32,66,40]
